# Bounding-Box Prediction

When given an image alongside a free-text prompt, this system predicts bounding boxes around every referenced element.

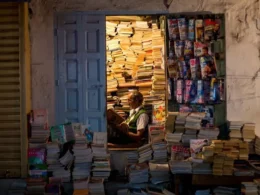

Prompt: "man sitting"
[107,91,149,148]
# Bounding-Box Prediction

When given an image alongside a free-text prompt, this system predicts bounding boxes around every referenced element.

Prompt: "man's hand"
[117,122,129,135]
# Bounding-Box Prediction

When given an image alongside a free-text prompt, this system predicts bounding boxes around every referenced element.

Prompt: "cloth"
[128,106,149,131]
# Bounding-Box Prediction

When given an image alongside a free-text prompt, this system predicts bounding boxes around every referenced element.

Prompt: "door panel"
[56,14,83,124]
[81,15,106,132]
[56,14,106,132]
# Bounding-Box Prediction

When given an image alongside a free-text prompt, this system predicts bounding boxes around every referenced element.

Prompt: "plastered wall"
[29,0,260,135]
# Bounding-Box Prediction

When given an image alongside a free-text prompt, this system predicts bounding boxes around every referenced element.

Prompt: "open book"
[107,108,125,125]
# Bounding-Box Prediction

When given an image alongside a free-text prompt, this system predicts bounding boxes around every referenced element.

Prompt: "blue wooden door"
[55,13,106,132]
[56,14,83,124]
[81,15,106,132]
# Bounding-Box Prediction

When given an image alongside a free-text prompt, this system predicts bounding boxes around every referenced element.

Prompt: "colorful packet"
[200,57,208,79]
[196,80,204,104]
[189,81,197,103]
[184,40,194,56]
[168,40,175,58]
[203,80,211,103]
[194,42,207,57]
[174,40,184,57]
[184,56,191,79]
[188,19,195,41]
[210,78,219,102]
[190,58,198,79]
[167,58,178,78]
[195,19,204,42]
[178,60,186,79]
[204,19,215,42]
[184,80,193,103]
[178,18,188,40]
[168,19,179,40]
[28,148,46,165]
[176,80,184,103]
[213,18,222,40]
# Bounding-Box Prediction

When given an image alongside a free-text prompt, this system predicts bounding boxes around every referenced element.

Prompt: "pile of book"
[182,129,197,146]
[198,127,219,141]
[229,121,244,140]
[185,112,205,130]
[89,178,105,195]
[213,186,238,195]
[165,112,177,133]
[125,151,139,165]
[127,163,149,184]
[27,109,49,195]
[165,132,183,154]
[212,154,234,176]
[149,162,170,184]
[91,132,111,179]
[192,163,212,175]
[137,144,153,163]
[174,113,188,133]
[241,182,258,195]
[169,160,192,174]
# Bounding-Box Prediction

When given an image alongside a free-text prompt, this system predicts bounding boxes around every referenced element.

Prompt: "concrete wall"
[29,0,260,135]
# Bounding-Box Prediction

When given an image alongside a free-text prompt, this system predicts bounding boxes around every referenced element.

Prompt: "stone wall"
[29,0,260,135]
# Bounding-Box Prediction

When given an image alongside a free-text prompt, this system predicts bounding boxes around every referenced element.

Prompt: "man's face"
[128,93,139,109]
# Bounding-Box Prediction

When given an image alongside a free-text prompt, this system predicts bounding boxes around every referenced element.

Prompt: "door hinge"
[55,80,59,86]
[54,28,57,36]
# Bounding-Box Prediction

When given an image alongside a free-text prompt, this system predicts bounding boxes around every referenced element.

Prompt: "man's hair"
[130,91,143,104]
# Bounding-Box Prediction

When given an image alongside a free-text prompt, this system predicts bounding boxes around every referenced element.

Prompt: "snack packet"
[178,18,188,40]
[196,80,204,104]
[194,42,207,57]
[204,19,215,42]
[195,19,204,42]
[167,58,178,78]
[210,78,218,102]
[168,19,179,40]
[168,40,175,58]
[184,80,193,103]
[190,58,198,79]
[178,60,187,79]
[188,19,195,41]
[200,57,208,79]
[184,40,194,56]
[203,80,211,103]
[176,79,184,103]
[213,18,222,40]
[174,40,184,57]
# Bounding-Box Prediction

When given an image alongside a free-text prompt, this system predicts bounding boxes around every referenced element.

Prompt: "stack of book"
[165,112,177,133]
[192,163,212,174]
[89,178,105,195]
[149,162,170,184]
[242,123,256,154]
[106,21,118,36]
[198,127,219,141]
[185,112,205,130]
[174,112,188,133]
[91,132,111,179]
[50,123,75,145]
[255,136,260,155]
[127,163,149,184]
[169,160,192,174]
[125,151,139,165]
[46,143,60,176]
[182,130,197,146]
[27,109,49,195]
[213,186,238,195]
[72,123,86,144]
[152,141,168,162]
[165,132,183,154]
[212,154,234,176]
[195,189,210,195]
[241,182,258,195]
[229,121,244,140]
[137,144,153,163]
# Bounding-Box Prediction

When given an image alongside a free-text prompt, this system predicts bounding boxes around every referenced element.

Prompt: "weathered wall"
[29,0,260,135]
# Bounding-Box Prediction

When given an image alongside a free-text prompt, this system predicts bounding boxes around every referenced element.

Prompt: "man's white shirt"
[129,106,149,131]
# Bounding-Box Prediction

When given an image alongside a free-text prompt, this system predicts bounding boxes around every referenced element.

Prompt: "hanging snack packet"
[189,81,197,103]
[203,80,211,103]
[190,58,198,79]
[168,19,179,40]
[195,19,204,42]
[184,40,194,56]
[213,18,222,40]
[174,41,184,58]
[178,18,188,40]
[176,80,184,103]
[167,58,178,78]
[200,57,208,79]
[196,80,204,104]
[184,80,193,103]
[188,19,195,41]
[210,78,219,102]
[204,19,215,42]
[194,42,206,57]
[168,40,175,58]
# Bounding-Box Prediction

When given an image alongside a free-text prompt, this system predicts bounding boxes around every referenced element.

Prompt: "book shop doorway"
[54,12,168,132]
